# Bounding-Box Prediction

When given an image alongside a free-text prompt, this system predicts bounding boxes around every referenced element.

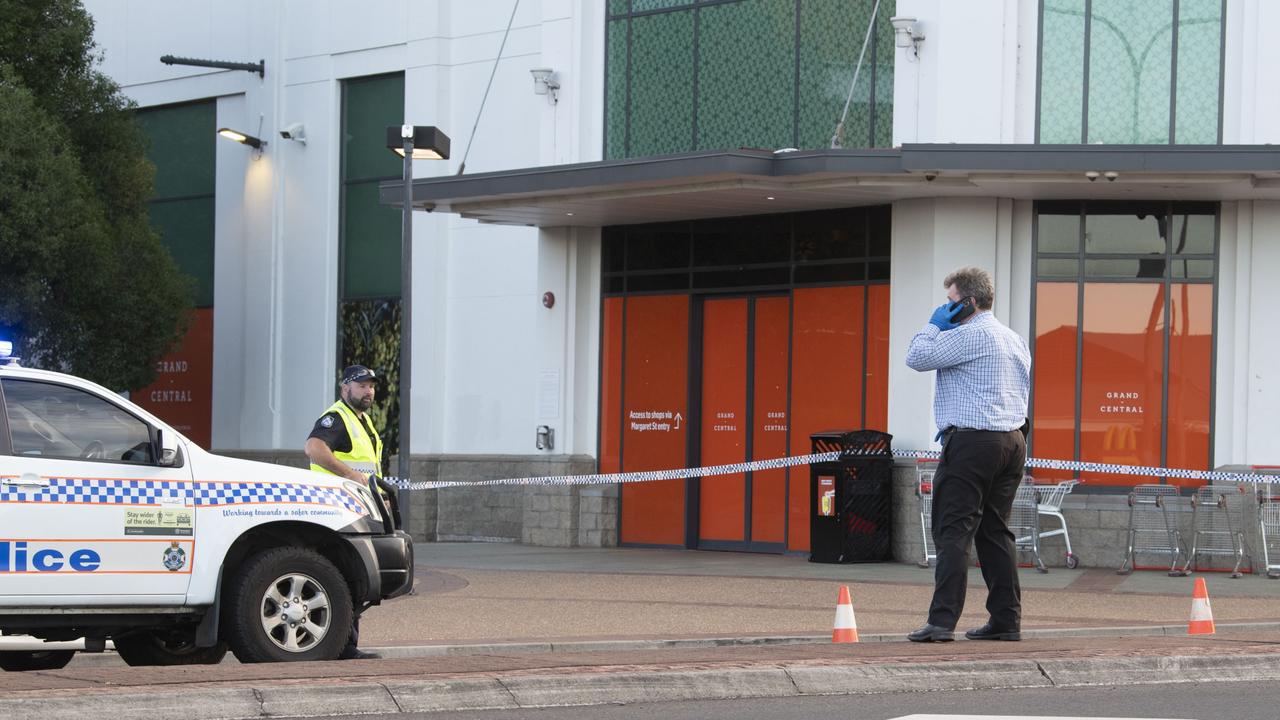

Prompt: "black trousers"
[927,429,1026,630]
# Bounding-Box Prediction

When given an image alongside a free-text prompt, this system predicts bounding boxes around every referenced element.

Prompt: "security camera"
[279,123,306,143]
[924,172,937,182]
[1085,171,1100,182]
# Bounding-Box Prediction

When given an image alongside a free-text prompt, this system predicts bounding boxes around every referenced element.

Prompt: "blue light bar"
[0,340,11,358]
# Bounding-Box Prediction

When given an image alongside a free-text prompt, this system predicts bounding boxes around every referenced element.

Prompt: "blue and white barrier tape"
[385,450,1280,492]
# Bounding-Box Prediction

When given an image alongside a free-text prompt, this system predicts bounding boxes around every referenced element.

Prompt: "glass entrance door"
[697,295,789,552]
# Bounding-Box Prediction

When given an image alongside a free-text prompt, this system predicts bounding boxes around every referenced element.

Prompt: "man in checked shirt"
[904,266,1031,643]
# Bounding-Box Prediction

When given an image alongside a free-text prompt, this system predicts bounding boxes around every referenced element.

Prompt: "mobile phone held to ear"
[948,297,976,323]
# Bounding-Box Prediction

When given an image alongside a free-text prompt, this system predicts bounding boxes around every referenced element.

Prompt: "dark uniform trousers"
[928,428,1026,631]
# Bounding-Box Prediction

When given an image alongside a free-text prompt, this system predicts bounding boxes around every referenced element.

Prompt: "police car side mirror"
[155,428,180,467]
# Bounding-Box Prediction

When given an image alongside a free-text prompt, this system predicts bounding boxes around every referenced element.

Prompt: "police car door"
[0,377,196,605]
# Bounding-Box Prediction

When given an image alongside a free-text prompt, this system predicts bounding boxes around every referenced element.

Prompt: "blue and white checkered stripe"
[0,478,363,515]
[0,478,190,505]
[190,482,364,514]
[386,450,1280,491]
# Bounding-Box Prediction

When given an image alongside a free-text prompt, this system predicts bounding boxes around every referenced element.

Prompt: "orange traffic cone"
[1188,577,1215,635]
[832,585,859,643]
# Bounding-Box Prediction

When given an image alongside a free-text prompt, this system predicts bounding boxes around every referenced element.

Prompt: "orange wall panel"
[865,284,890,432]
[1079,284,1165,486]
[788,286,864,552]
[699,298,748,542]
[751,296,790,545]
[1032,283,1079,480]
[620,294,689,546]
[133,308,213,448]
[1166,283,1212,486]
[599,297,624,474]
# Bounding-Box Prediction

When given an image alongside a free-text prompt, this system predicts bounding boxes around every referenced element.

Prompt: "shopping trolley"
[1117,484,1186,576]
[1181,484,1250,577]
[1011,482,1048,573]
[1258,479,1280,579]
[916,459,937,567]
[1027,478,1081,569]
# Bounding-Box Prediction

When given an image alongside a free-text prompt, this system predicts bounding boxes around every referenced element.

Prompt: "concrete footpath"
[4,542,1280,718]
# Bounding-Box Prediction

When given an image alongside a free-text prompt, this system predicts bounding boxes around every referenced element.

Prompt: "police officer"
[305,364,383,660]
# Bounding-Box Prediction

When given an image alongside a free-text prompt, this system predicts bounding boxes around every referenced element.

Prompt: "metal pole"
[398,132,414,526]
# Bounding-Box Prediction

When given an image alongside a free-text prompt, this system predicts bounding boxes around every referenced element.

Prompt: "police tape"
[384,449,1280,491]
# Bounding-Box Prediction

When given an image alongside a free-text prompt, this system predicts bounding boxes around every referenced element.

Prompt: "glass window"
[604,1,894,158]
[629,10,696,157]
[3,380,153,463]
[1174,0,1224,144]
[603,206,888,293]
[605,20,629,159]
[1037,212,1080,253]
[1172,213,1215,254]
[1084,212,1166,254]
[795,209,867,261]
[1087,0,1174,144]
[797,1,891,149]
[1031,201,1216,488]
[626,223,691,270]
[696,0,795,152]
[1037,258,1079,278]
[1038,0,1087,144]
[692,215,789,267]
[1037,0,1223,144]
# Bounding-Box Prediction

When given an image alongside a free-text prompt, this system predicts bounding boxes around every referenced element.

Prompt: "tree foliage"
[0,0,192,389]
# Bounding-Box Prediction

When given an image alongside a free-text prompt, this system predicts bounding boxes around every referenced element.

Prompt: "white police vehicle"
[0,342,412,669]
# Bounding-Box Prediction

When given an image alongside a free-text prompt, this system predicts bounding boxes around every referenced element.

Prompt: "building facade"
[84,0,1280,557]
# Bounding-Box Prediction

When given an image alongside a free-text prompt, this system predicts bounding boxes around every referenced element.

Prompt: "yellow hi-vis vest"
[309,400,382,478]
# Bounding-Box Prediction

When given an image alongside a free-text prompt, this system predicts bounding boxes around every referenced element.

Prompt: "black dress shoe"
[906,624,955,642]
[965,622,1021,641]
[337,648,382,660]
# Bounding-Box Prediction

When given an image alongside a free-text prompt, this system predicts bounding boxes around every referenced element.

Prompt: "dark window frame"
[1034,0,1228,145]
[1029,200,1220,492]
[1,378,160,466]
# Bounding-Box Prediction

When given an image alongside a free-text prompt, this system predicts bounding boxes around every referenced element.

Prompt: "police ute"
[0,342,412,670]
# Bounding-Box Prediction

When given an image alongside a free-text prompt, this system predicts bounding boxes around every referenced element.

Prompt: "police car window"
[1,380,154,464]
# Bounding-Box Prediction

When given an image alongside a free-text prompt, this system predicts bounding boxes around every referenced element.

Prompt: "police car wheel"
[113,631,228,667]
[223,546,353,663]
[0,650,76,671]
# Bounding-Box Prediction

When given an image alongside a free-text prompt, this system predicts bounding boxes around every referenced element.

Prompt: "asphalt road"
[286,679,1280,720]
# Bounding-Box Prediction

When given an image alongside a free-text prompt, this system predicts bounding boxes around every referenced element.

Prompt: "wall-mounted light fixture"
[529,67,560,104]
[217,127,265,150]
[536,425,555,451]
[890,16,925,56]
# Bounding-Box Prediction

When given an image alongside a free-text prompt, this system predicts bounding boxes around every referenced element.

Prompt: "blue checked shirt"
[906,311,1031,434]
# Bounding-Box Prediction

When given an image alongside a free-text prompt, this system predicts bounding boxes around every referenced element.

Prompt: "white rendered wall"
[887,198,1030,453]
[891,0,1026,144]
[1215,200,1280,466]
[83,0,598,457]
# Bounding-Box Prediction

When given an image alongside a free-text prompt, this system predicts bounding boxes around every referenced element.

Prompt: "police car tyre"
[113,631,228,667]
[223,546,353,663]
[0,650,76,672]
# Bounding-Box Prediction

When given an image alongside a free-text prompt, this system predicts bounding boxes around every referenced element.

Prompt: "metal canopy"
[379,144,1280,227]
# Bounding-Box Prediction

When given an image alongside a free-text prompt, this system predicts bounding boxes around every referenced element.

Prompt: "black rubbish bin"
[809,430,894,563]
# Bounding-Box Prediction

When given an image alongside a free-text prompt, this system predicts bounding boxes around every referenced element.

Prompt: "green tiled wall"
[604,0,894,159]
